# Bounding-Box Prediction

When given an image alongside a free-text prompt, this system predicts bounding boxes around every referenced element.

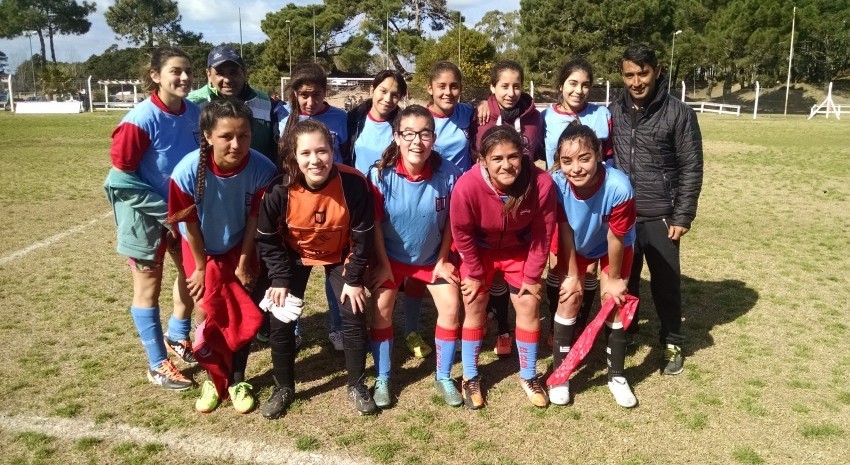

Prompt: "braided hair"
[170,98,253,222]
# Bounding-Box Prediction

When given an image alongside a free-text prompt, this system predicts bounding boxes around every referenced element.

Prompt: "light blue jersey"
[432,103,474,173]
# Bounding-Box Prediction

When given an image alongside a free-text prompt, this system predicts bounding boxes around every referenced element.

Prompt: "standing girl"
[450,125,557,409]
[474,60,544,357]
[347,71,431,357]
[391,60,478,361]
[427,60,476,172]
[168,99,276,413]
[348,70,407,174]
[541,58,614,348]
[256,119,377,418]
[278,63,348,350]
[367,105,462,408]
[548,123,637,408]
[105,46,200,391]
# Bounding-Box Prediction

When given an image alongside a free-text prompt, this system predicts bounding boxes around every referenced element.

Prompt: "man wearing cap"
[188,44,278,164]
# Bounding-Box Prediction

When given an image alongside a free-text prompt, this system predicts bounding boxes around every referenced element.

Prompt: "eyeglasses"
[397,129,435,142]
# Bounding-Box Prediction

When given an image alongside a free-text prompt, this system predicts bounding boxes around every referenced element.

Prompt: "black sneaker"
[146,359,194,391]
[663,344,684,375]
[262,386,295,420]
[347,383,379,415]
[164,336,197,364]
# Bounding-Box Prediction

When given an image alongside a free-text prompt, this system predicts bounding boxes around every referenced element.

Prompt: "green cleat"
[195,380,220,413]
[228,382,256,414]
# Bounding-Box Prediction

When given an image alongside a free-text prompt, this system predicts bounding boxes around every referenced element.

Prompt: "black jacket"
[610,75,703,228]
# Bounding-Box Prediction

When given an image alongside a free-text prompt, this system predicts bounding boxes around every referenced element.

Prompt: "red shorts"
[575,246,634,279]
[380,259,436,289]
[459,249,527,295]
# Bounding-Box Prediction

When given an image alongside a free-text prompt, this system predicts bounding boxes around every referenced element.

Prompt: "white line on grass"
[0,413,369,465]
[0,212,113,266]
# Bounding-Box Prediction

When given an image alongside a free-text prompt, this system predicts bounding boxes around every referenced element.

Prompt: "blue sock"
[515,328,540,380]
[166,315,191,341]
[434,325,457,380]
[325,277,343,332]
[403,295,423,337]
[461,327,484,380]
[130,306,167,370]
[370,327,394,381]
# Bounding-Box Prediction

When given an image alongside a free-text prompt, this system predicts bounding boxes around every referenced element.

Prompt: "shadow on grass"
[569,275,759,394]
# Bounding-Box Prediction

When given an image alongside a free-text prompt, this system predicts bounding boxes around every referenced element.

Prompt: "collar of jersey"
[396,157,433,181]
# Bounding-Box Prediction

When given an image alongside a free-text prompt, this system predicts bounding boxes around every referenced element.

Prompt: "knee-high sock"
[370,327,394,381]
[434,325,458,381]
[166,315,191,341]
[552,314,576,373]
[230,344,251,385]
[270,319,296,390]
[489,282,511,335]
[606,322,626,381]
[461,327,484,380]
[130,306,167,370]
[515,327,540,380]
[545,274,560,332]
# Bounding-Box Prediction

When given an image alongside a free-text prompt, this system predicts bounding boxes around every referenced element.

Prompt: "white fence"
[685,101,741,116]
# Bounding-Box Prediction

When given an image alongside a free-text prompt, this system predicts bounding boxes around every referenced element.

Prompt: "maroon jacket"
[450,164,556,285]
[474,93,543,160]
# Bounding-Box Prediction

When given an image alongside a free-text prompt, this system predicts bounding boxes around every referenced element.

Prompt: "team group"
[104,41,703,418]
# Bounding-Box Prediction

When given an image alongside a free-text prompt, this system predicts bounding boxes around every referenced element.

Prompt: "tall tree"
[474,10,520,58]
[358,0,457,73]
[104,0,182,48]
[413,24,496,99]
[261,3,357,74]
[0,0,96,63]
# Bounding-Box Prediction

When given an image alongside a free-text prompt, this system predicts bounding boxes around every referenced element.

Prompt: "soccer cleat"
[228,382,256,414]
[147,359,193,391]
[328,331,344,351]
[405,332,433,358]
[493,333,513,356]
[348,383,379,415]
[195,380,220,413]
[373,379,392,408]
[549,381,570,406]
[663,344,684,375]
[434,378,463,407]
[461,376,485,410]
[608,376,638,408]
[519,375,549,408]
[262,386,295,420]
[164,336,197,364]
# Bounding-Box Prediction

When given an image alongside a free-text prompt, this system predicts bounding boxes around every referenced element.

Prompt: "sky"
[0,0,520,74]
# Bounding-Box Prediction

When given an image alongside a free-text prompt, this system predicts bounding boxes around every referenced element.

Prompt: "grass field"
[0,111,848,465]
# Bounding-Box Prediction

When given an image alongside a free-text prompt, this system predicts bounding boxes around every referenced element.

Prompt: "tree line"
[1,0,848,98]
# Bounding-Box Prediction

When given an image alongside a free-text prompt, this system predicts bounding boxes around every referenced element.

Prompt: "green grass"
[0,112,849,464]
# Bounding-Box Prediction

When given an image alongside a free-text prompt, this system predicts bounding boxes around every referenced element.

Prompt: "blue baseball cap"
[207,44,245,69]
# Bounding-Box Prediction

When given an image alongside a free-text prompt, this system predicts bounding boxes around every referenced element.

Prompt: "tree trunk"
[37,30,46,63]
[48,25,56,63]
[391,53,407,74]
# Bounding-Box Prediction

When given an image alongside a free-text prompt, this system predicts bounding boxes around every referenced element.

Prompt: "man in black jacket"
[610,44,703,375]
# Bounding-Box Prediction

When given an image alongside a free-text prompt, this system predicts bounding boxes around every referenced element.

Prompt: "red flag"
[547,295,639,387]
